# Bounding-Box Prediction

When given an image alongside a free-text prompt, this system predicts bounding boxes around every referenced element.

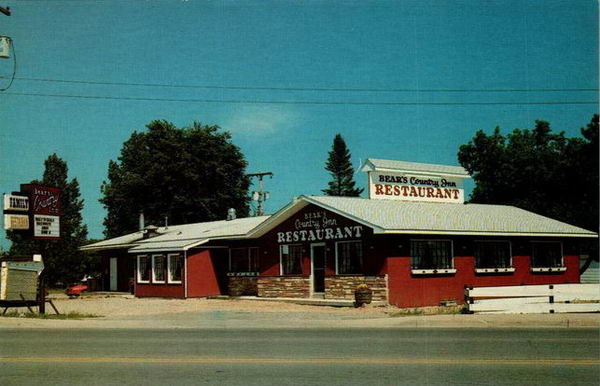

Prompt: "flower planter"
[354,288,373,305]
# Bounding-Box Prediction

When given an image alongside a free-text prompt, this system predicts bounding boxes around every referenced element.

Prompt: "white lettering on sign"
[294,211,338,230]
[277,225,363,244]
[369,171,464,203]
[33,194,59,214]
[33,215,60,238]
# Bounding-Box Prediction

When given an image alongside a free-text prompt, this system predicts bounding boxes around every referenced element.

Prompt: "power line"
[3,91,598,106]
[7,76,600,93]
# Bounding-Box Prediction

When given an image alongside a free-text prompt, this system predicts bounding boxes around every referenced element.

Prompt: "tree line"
[5,115,598,286]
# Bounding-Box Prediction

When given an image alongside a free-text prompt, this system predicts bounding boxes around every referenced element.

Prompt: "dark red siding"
[387,254,580,308]
[186,249,223,297]
[136,282,184,298]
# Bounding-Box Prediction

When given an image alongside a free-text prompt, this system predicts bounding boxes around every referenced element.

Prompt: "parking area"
[0,293,598,330]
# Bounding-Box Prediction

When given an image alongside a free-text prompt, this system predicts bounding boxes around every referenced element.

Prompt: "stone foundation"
[257,276,310,298]
[324,275,388,301]
[228,276,258,296]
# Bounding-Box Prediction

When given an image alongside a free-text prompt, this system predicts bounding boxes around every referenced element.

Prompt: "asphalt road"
[1,328,598,385]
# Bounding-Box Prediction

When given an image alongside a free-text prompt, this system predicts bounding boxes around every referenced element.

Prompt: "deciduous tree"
[458,115,599,271]
[100,120,250,238]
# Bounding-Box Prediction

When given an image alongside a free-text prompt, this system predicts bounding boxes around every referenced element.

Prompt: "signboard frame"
[19,184,61,239]
[3,214,30,230]
[367,171,466,204]
[3,193,29,212]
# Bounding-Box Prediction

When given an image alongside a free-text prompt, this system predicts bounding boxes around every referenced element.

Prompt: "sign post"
[3,184,61,314]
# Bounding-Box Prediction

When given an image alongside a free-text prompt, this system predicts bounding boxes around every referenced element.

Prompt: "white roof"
[249,196,597,238]
[127,239,209,254]
[361,158,470,178]
[80,231,146,251]
[81,216,270,253]
[83,196,596,254]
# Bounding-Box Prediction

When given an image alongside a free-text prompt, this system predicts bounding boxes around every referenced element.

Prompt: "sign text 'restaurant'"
[277,210,363,243]
[277,226,363,243]
[369,171,464,203]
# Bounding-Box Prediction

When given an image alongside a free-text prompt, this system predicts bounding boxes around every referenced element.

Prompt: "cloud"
[224,106,298,136]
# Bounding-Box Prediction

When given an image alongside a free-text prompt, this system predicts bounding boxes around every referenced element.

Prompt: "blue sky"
[0,0,598,248]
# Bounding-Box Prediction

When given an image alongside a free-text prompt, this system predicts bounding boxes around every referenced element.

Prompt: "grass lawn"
[0,311,101,319]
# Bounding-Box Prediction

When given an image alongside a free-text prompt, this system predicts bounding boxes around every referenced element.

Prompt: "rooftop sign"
[361,158,470,204]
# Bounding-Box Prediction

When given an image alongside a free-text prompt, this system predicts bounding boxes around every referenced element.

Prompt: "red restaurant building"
[82,159,597,308]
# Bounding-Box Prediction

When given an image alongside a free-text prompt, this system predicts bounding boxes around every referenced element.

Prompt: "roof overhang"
[365,167,469,179]
[127,239,209,254]
[245,196,382,238]
[245,198,311,239]
[125,233,254,254]
[80,243,140,252]
[375,229,599,238]
[360,159,470,179]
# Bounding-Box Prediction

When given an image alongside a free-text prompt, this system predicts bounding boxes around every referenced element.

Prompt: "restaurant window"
[137,255,151,283]
[336,241,363,274]
[280,244,303,275]
[168,254,183,283]
[410,240,453,270]
[152,254,166,283]
[475,241,511,268]
[229,247,259,273]
[532,242,563,268]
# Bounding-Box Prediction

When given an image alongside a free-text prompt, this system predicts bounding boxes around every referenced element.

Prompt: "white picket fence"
[465,284,600,314]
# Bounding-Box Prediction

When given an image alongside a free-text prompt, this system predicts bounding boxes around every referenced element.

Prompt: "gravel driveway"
[1,293,599,330]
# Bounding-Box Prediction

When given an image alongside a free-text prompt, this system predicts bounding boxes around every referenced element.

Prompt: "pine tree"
[322,134,363,196]
[7,154,89,286]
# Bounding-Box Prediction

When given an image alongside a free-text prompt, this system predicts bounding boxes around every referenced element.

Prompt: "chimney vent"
[227,208,236,221]
[143,225,159,239]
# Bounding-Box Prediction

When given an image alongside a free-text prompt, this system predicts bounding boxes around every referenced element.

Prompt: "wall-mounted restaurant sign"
[276,209,364,243]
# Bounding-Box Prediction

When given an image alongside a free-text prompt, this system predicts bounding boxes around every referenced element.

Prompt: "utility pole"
[247,172,273,216]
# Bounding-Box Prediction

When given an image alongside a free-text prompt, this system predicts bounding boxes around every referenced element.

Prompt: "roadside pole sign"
[3,193,30,230]
[3,194,29,211]
[20,184,61,239]
[3,214,30,230]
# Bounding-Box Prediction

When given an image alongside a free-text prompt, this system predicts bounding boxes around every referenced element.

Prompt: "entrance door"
[109,257,118,291]
[311,244,326,294]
